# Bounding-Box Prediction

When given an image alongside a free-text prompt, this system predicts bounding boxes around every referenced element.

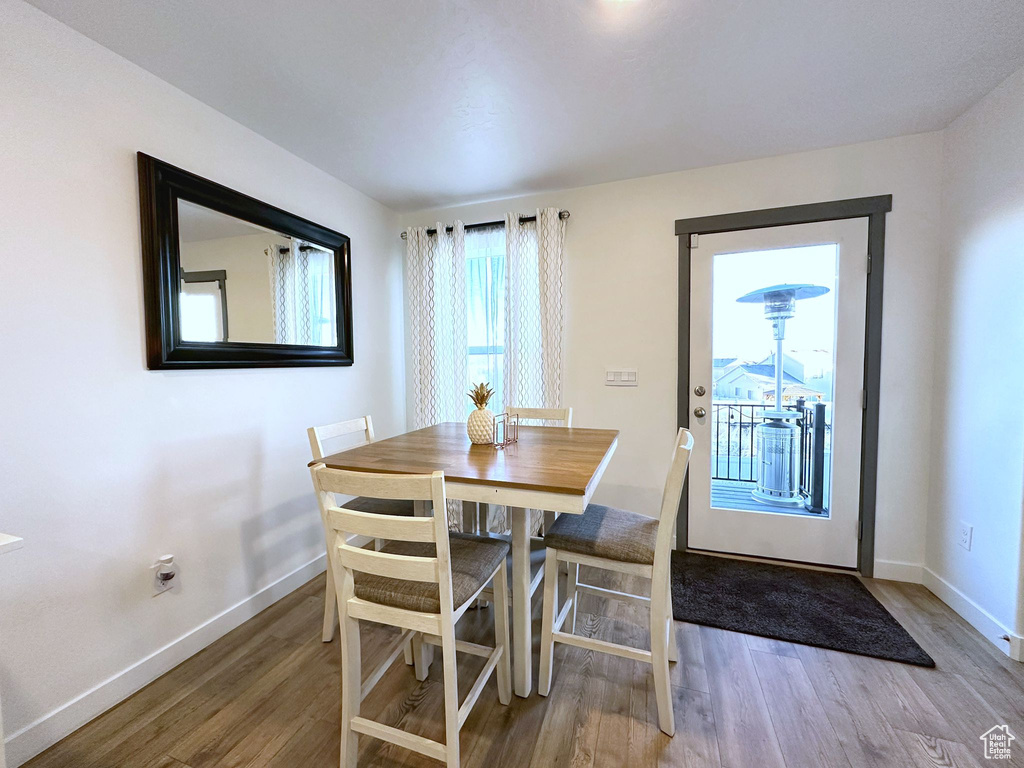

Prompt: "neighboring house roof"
[713,357,738,368]
[738,363,803,383]
[765,384,824,398]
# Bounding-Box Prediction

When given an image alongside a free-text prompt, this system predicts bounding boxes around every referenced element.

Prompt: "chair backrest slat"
[315,467,435,501]
[337,543,439,582]
[308,415,375,461]
[328,507,436,543]
[505,406,573,427]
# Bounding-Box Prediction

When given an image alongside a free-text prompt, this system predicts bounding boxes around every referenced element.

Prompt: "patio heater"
[736,283,829,507]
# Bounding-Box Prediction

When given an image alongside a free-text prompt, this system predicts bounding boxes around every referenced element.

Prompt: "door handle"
[693,407,706,418]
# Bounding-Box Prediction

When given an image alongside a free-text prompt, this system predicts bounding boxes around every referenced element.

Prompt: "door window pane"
[710,245,837,516]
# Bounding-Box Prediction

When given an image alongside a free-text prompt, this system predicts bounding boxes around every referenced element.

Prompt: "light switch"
[605,368,638,387]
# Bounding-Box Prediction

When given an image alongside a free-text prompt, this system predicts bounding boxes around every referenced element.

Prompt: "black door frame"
[675,195,892,577]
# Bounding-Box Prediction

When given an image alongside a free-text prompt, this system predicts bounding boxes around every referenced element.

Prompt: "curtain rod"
[278,244,323,253]
[399,210,569,240]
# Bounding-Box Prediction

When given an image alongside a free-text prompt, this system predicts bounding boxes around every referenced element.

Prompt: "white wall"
[404,132,946,582]
[926,64,1024,659]
[0,1,404,764]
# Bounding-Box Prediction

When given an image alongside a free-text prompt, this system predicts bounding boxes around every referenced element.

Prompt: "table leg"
[510,506,532,697]
[462,501,479,534]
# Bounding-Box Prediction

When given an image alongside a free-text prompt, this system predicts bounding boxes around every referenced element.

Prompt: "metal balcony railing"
[710,398,831,512]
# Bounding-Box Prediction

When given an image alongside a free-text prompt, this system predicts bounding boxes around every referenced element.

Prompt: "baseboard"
[5,554,327,767]
[922,567,1024,662]
[872,559,924,583]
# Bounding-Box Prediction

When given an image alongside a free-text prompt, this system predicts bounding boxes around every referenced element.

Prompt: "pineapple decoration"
[466,382,496,445]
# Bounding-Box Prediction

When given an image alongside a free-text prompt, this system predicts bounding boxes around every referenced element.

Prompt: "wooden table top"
[314,422,619,496]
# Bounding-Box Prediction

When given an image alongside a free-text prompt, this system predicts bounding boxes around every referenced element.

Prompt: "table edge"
[311,426,620,497]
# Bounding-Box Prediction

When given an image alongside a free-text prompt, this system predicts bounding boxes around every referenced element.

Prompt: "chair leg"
[474,503,492,608]
[339,611,361,766]
[462,501,479,534]
[492,561,512,705]
[543,510,556,535]
[565,561,579,634]
[322,559,337,643]
[538,548,559,697]
[668,621,679,664]
[411,632,429,681]
[440,625,461,768]
[650,587,675,736]
[665,571,678,663]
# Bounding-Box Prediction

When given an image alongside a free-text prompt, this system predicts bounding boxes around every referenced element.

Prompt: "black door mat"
[671,551,934,667]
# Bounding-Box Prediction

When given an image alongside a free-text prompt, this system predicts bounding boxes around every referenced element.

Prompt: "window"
[305,245,338,346]
[179,286,223,342]
[465,225,506,414]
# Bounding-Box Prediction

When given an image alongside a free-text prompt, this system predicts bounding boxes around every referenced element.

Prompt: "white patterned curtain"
[406,222,469,529]
[267,241,337,346]
[489,208,566,534]
[504,208,566,411]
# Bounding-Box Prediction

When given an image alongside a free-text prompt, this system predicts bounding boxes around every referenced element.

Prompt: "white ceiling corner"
[25,0,1024,211]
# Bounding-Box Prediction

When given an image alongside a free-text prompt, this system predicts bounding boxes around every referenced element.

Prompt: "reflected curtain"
[267,241,337,345]
[406,222,468,530]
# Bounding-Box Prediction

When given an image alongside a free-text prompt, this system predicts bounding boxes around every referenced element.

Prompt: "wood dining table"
[315,421,619,697]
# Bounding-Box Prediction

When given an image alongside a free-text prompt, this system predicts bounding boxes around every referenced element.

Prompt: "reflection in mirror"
[177,199,338,346]
[180,271,226,341]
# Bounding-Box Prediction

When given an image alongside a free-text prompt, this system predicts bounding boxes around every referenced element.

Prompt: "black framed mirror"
[138,152,353,369]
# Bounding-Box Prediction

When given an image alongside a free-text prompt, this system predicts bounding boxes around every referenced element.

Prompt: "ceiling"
[178,200,269,242]
[28,0,1024,211]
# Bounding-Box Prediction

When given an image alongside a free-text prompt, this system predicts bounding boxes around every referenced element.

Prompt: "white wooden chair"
[309,416,415,643]
[504,405,574,427]
[310,464,511,768]
[538,427,693,735]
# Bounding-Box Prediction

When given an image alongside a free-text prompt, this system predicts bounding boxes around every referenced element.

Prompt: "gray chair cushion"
[544,504,658,565]
[354,533,510,614]
[342,497,415,516]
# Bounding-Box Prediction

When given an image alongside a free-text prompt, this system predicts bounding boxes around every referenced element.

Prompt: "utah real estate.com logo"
[980,725,1015,760]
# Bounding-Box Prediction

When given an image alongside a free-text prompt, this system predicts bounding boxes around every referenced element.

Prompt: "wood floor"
[24,568,1024,768]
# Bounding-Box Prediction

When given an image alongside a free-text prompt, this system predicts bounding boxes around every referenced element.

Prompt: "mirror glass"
[177,199,338,346]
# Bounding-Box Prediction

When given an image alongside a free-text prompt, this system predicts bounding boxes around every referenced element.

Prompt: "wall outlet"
[957,523,973,551]
[605,368,638,387]
[152,555,178,595]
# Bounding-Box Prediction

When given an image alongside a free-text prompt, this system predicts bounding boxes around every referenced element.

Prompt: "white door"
[687,219,868,568]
